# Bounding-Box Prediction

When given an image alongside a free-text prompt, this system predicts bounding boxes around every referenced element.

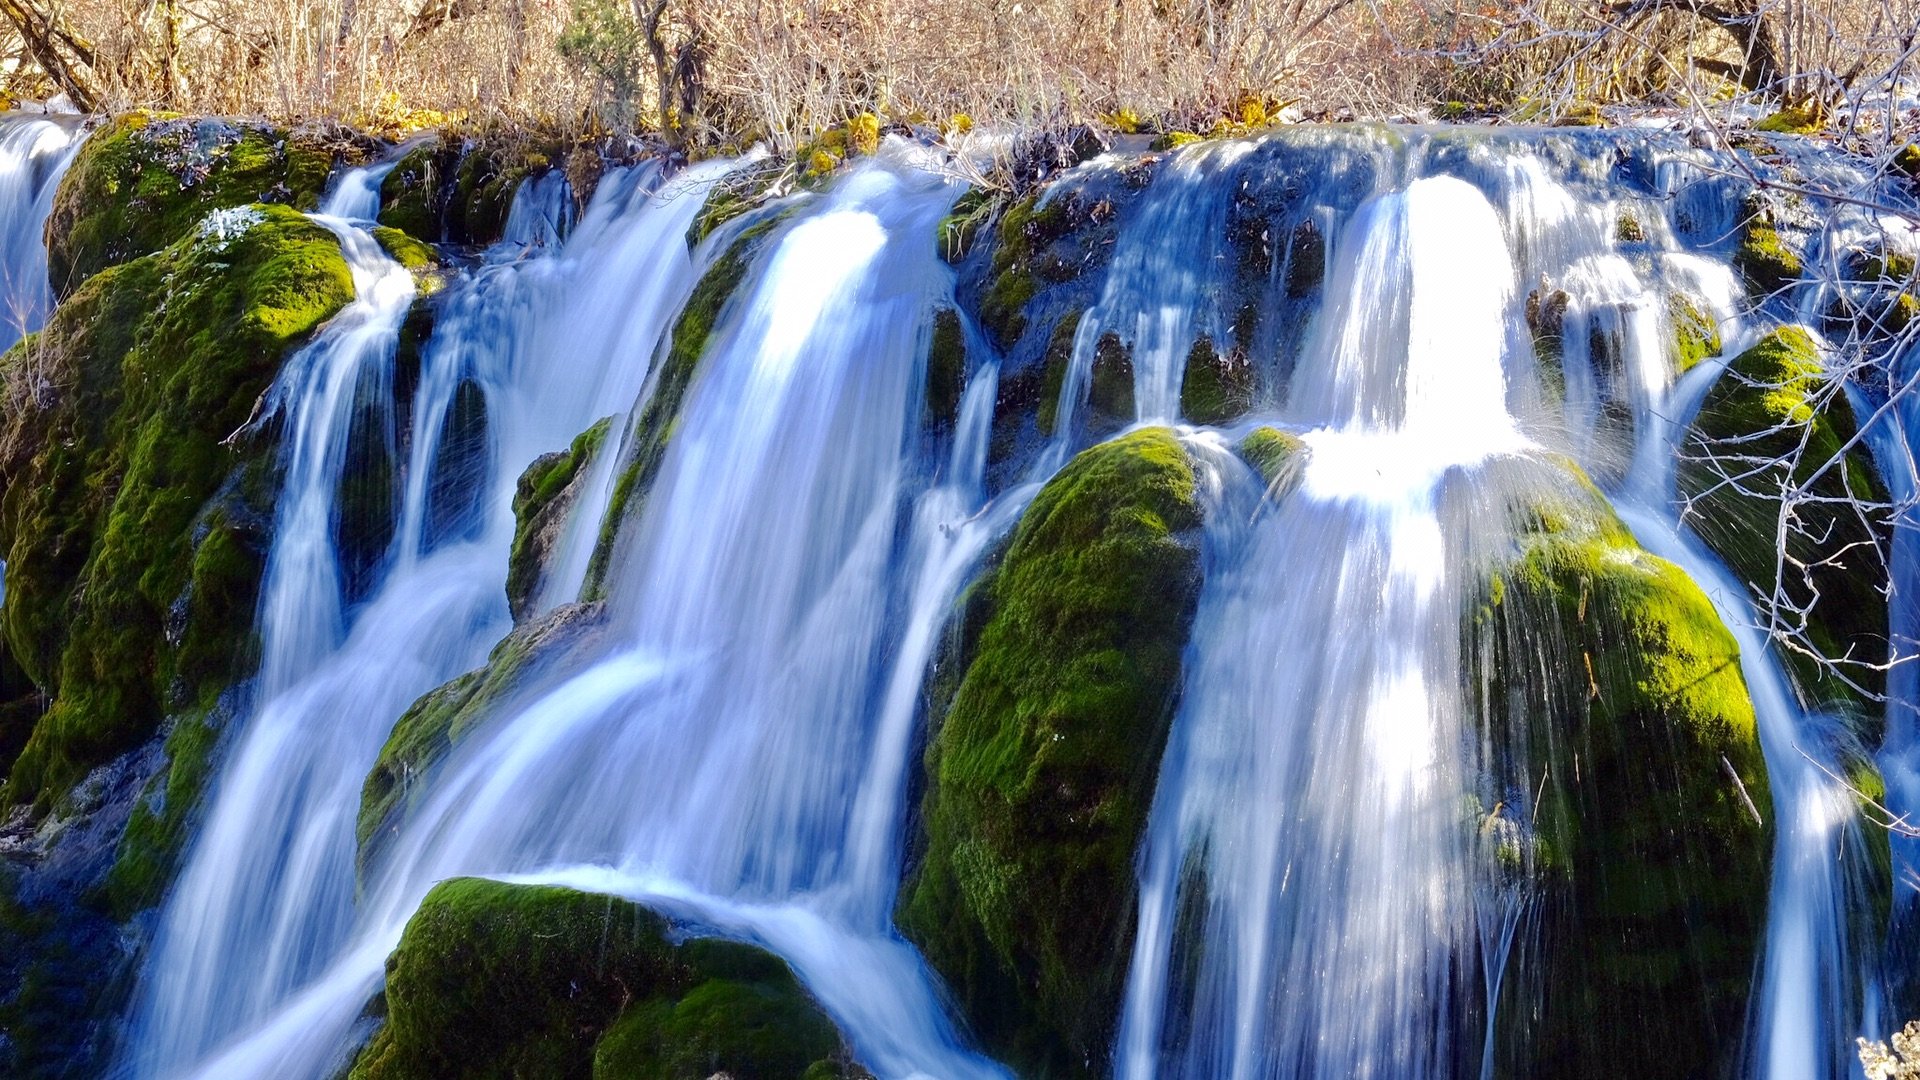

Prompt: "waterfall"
[0,112,83,350]
[1116,174,1536,1079]
[120,156,733,1078]
[0,116,1898,1080]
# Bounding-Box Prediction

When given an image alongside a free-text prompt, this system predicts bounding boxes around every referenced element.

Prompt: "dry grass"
[0,0,1913,152]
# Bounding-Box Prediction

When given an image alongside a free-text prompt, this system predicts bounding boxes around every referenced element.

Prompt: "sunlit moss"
[900,427,1203,1078]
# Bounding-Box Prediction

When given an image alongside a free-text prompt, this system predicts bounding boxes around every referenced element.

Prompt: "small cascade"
[124,198,421,1077]
[122,158,732,1078]
[1118,174,1535,1079]
[183,150,1015,1080]
[0,112,84,349]
[1060,140,1256,427]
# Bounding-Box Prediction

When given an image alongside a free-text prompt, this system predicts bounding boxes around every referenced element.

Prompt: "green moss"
[46,113,337,294]
[349,878,846,1080]
[1756,106,1824,134]
[899,428,1204,1078]
[1235,426,1306,491]
[1679,327,1887,716]
[1732,214,1803,297]
[937,189,993,264]
[1087,332,1134,423]
[926,308,968,430]
[980,195,1077,351]
[1615,211,1646,244]
[1149,131,1203,151]
[1668,292,1721,374]
[0,204,353,810]
[356,603,607,875]
[1472,467,1771,1079]
[1896,143,1920,180]
[507,418,613,622]
[1179,336,1252,424]
[371,226,439,275]
[99,703,224,918]
[583,213,786,600]
[378,140,458,240]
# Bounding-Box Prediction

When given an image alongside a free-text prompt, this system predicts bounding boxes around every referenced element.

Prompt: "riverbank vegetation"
[0,0,1913,157]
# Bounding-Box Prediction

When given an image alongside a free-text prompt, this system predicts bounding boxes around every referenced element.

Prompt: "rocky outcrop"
[347,877,860,1080]
[899,427,1206,1078]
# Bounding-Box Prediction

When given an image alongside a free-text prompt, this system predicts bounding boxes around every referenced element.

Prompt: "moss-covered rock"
[507,419,613,622]
[1468,463,1771,1080]
[1179,336,1252,424]
[980,195,1084,351]
[0,204,353,809]
[925,307,968,431]
[377,139,460,241]
[1679,327,1887,717]
[46,113,339,295]
[1756,106,1824,134]
[1235,425,1306,491]
[898,427,1204,1078]
[348,877,850,1080]
[1668,292,1720,374]
[1732,211,1803,298]
[356,603,608,876]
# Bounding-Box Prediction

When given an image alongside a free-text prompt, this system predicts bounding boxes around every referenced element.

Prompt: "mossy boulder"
[1236,425,1306,491]
[46,113,339,295]
[378,139,460,241]
[898,427,1205,1078]
[356,603,608,876]
[507,419,613,622]
[1179,336,1252,424]
[348,877,851,1080]
[0,204,354,809]
[1468,463,1771,1079]
[925,308,968,431]
[1732,211,1803,298]
[980,194,1088,351]
[1679,327,1887,718]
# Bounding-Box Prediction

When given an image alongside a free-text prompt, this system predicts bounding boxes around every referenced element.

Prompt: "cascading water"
[1117,173,1537,1079]
[121,157,736,1078]
[0,114,1895,1080]
[153,147,1015,1080]
[0,113,83,350]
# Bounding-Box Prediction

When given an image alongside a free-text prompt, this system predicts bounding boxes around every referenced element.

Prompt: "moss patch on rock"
[1179,336,1252,424]
[898,427,1204,1078]
[1667,292,1720,374]
[46,113,339,295]
[1732,212,1804,298]
[1679,327,1887,717]
[356,603,608,876]
[0,204,353,810]
[1236,425,1307,492]
[348,877,851,1080]
[507,418,613,622]
[1469,463,1771,1079]
[980,195,1084,351]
